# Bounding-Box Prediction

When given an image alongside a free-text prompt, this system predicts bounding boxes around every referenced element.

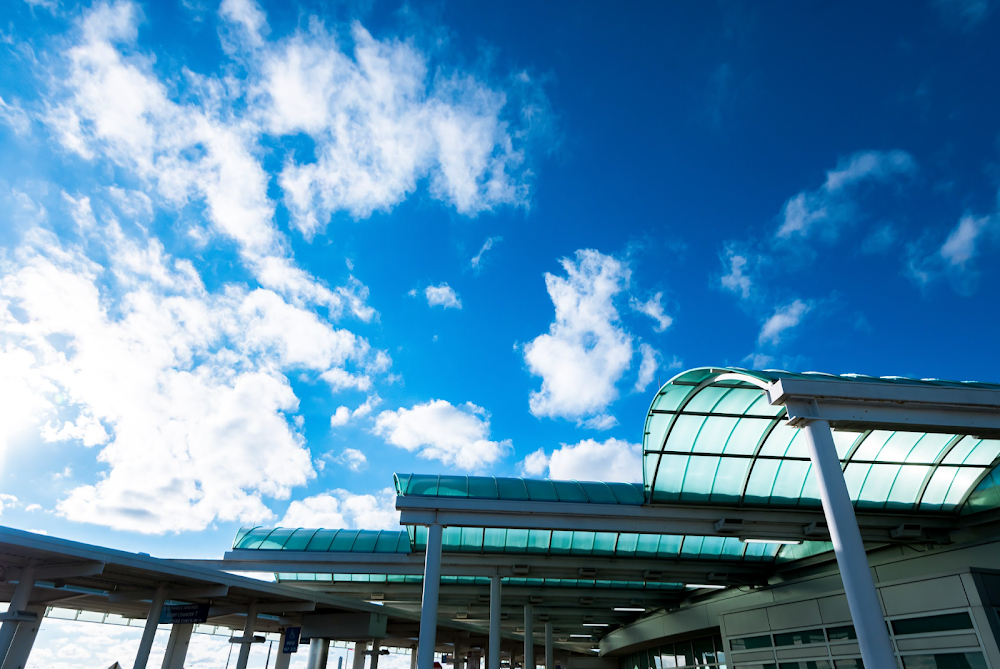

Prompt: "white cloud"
[629,292,672,332]
[334,448,368,472]
[523,249,633,422]
[940,214,991,267]
[758,299,811,346]
[330,406,351,427]
[634,343,659,392]
[0,494,17,516]
[0,96,31,136]
[471,236,502,271]
[219,0,269,47]
[373,399,511,471]
[776,150,915,240]
[424,283,462,309]
[720,250,752,299]
[279,488,399,530]
[518,438,642,483]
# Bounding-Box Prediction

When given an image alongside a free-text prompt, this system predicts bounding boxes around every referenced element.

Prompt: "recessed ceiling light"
[582,623,609,627]
[742,538,801,545]
[569,634,591,638]
[613,607,645,612]
[685,584,726,590]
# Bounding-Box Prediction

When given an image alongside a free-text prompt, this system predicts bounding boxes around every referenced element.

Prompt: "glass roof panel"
[496,477,530,500]
[963,440,1000,466]
[468,477,499,499]
[396,474,644,504]
[833,431,862,459]
[258,528,294,549]
[680,456,720,501]
[579,481,617,503]
[305,529,338,551]
[709,457,749,502]
[692,416,738,454]
[714,387,765,415]
[552,480,589,502]
[964,469,1000,514]
[283,528,317,551]
[943,436,980,465]
[645,412,673,452]
[885,465,931,509]
[524,479,559,501]
[724,417,772,455]
[905,433,956,463]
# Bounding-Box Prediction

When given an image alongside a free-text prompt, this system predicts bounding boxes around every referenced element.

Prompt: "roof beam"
[2,561,106,581]
[108,584,229,602]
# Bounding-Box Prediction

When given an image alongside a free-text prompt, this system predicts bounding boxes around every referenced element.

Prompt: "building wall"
[602,537,1000,669]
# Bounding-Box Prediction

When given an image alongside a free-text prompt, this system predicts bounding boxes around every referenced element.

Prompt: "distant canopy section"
[393,474,645,505]
[644,367,1000,514]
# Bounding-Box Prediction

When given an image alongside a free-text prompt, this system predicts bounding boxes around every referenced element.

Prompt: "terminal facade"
[3,367,1000,669]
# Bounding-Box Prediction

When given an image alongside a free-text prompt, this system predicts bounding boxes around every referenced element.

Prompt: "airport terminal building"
[4,367,1000,669]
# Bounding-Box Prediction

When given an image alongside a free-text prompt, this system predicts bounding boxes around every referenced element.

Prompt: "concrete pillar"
[353,642,367,669]
[523,605,533,669]
[314,639,330,669]
[235,601,259,669]
[133,586,167,669]
[803,420,897,669]
[1,604,44,669]
[370,640,381,669]
[160,623,193,669]
[489,576,502,669]
[417,523,444,669]
[0,567,36,664]
[410,647,418,669]
[543,623,552,669]
[274,643,292,669]
[308,641,322,669]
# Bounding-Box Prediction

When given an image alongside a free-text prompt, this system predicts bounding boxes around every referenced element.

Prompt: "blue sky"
[1,0,1000,571]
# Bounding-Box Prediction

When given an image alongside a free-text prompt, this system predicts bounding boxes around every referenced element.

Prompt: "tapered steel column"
[417,523,444,669]
[803,420,897,669]
[0,567,35,665]
[410,647,418,669]
[543,623,552,669]
[353,642,367,669]
[133,586,167,669]
[1,604,44,669]
[489,576,502,669]
[235,601,259,669]
[160,623,193,669]
[274,641,292,669]
[523,604,533,669]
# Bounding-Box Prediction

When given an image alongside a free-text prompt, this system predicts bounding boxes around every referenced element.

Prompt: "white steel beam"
[0,604,43,669]
[488,576,501,669]
[160,623,193,669]
[109,584,229,602]
[417,524,443,669]
[235,601,258,669]
[132,586,167,669]
[0,566,34,665]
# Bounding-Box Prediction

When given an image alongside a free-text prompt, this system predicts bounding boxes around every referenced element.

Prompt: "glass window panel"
[962,439,1000,466]
[669,415,709,453]
[609,482,646,504]
[652,455,689,500]
[759,422,798,457]
[615,533,639,555]
[580,481,618,504]
[713,635,726,664]
[770,460,811,503]
[901,653,986,669]
[305,529,338,551]
[654,535,683,558]
[798,467,822,506]
[744,392,786,417]
[963,469,1000,513]
[259,528,294,549]
[773,629,825,646]
[329,530,360,552]
[680,456,721,501]
[714,388,763,415]
[728,635,772,650]
[552,480,589,502]
[920,467,960,508]
[636,534,662,557]
[943,436,980,465]
[375,531,405,553]
[693,417,739,454]
[857,464,900,507]
[646,413,675,453]
[637,650,650,669]
[467,477,498,499]
[832,430,863,459]
[743,459,782,503]
[659,645,678,669]
[675,640,694,667]
[833,660,863,669]
[524,479,559,502]
[407,475,439,496]
[652,650,664,669]
[784,430,809,458]
[483,528,507,552]
[710,457,751,502]
[437,476,468,497]
[459,527,484,552]
[571,531,596,553]
[680,535,704,557]
[698,535,725,558]
[526,529,551,553]
[875,432,924,462]
[692,637,716,665]
[891,612,973,635]
[741,541,766,560]
[505,529,529,551]
[650,384,695,412]
[906,433,956,464]
[885,465,931,508]
[351,531,379,552]
[724,417,772,456]
[826,625,857,641]
[593,532,617,555]
[843,463,872,501]
[943,468,987,508]
[720,536,745,558]
[496,478,529,500]
[851,431,894,462]
[684,386,731,413]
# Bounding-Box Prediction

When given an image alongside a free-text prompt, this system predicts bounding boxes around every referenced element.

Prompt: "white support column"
[133,586,167,669]
[543,624,552,669]
[417,523,444,669]
[1,604,44,669]
[274,643,292,669]
[0,566,35,664]
[308,641,322,669]
[160,623,193,669]
[803,419,897,669]
[523,604,533,669]
[315,639,330,669]
[410,647,418,669]
[235,601,259,669]
[353,642,368,669]
[489,576,502,669]
[370,640,381,669]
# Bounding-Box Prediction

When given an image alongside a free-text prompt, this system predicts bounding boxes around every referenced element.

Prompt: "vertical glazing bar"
[418,523,444,669]
[370,640,381,669]
[803,419,897,669]
[489,576,502,669]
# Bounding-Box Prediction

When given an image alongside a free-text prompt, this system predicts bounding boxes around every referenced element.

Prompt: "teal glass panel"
[856,464,901,507]
[943,436,980,465]
[709,457,750,502]
[680,535,704,557]
[742,541,766,560]
[580,481,618,503]
[720,536,745,558]
[891,612,972,635]
[636,534,662,557]
[393,473,411,494]
[833,430,862,459]
[552,480,589,502]
[874,432,924,463]
[351,531,379,552]
[615,533,639,555]
[784,430,809,458]
[697,535,725,558]
[593,532,617,555]
[963,468,1000,513]
[374,531,404,552]
[527,529,551,553]
[680,456,721,501]
[843,463,871,501]
[649,383,695,412]
[237,527,274,549]
[714,388,764,415]
[459,527,484,552]
[776,540,833,562]
[259,528,294,549]
[743,458,781,503]
[669,415,709,453]
[885,465,931,508]
[305,528,338,551]
[467,477,499,499]
[571,531,597,553]
[282,529,318,551]
[406,475,439,496]
[548,530,573,554]
[901,653,986,669]
[962,439,1000,465]
[920,467,960,508]
[483,528,507,552]
[330,530,361,551]
[943,468,986,509]
[496,478,529,500]
[440,526,463,550]
[724,417,772,455]
[684,386,731,413]
[524,479,559,501]
[646,412,674,452]
[395,532,410,552]
[798,467,822,506]
[759,423,798,457]
[770,459,811,503]
[744,392,785,417]
[651,454,688,500]
[692,417,739,454]
[437,476,468,497]
[505,529,529,551]
[851,431,894,461]
[654,535,683,557]
[905,433,955,463]
[233,527,254,547]
[644,454,661,498]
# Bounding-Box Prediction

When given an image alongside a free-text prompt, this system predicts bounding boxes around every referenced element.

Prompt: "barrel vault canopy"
[644,367,1000,514]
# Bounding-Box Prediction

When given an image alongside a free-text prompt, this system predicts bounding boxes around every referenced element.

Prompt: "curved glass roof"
[233,528,411,552]
[275,575,686,590]
[644,367,1000,514]
[394,474,645,505]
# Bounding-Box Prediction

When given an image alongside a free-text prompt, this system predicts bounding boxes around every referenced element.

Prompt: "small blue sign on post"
[159,604,209,625]
[282,627,301,654]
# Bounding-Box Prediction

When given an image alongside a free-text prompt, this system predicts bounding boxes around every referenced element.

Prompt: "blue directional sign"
[159,604,209,624]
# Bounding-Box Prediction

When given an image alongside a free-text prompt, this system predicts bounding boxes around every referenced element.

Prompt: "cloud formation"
[425,283,462,309]
[279,488,399,529]
[758,299,811,346]
[471,236,502,271]
[520,438,642,483]
[629,292,672,332]
[373,399,511,470]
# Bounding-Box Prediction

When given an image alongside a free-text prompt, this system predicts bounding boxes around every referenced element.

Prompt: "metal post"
[133,586,167,669]
[308,641,321,669]
[274,643,292,669]
[523,604,533,669]
[235,601,259,669]
[353,642,367,669]
[370,640,381,669]
[1,604,44,669]
[489,576,502,669]
[803,419,897,669]
[410,647,418,669]
[418,523,444,669]
[543,623,552,669]
[160,623,193,669]
[0,566,35,664]
[316,639,330,669]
